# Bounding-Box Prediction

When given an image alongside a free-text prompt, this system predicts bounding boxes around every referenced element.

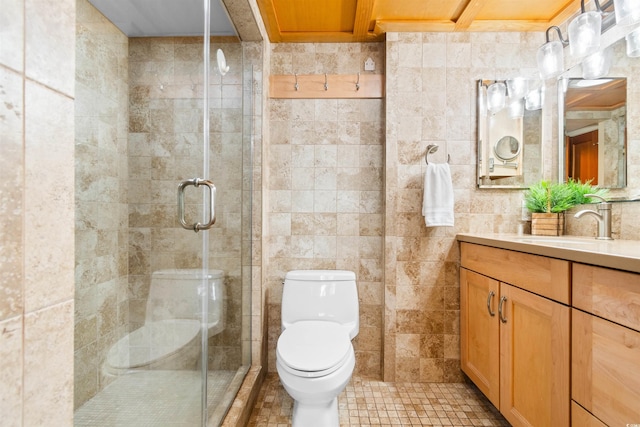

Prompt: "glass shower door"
[73,0,251,425]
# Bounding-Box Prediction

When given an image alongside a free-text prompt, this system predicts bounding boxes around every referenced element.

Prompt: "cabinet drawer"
[573,263,640,332]
[572,309,640,427]
[571,401,607,427]
[460,242,570,304]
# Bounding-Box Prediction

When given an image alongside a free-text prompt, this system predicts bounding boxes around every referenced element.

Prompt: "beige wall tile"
[0,0,24,72]
[23,301,74,426]
[0,316,22,427]
[25,0,75,96]
[24,81,75,312]
[0,68,24,321]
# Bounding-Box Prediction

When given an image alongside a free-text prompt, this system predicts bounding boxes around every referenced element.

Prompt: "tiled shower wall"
[127,37,248,371]
[265,43,386,378]
[74,0,129,407]
[0,0,76,424]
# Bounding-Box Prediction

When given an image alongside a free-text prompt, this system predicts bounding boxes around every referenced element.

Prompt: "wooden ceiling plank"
[549,0,582,26]
[256,0,282,42]
[353,0,376,41]
[455,0,488,30]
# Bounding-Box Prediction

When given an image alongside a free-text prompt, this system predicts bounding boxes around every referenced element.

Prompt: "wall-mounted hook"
[324,73,328,91]
[294,73,299,91]
[356,72,360,91]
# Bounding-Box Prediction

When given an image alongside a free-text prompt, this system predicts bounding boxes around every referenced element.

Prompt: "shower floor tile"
[248,374,510,426]
[74,370,236,427]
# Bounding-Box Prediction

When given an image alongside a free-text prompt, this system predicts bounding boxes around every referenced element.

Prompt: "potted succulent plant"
[524,179,607,236]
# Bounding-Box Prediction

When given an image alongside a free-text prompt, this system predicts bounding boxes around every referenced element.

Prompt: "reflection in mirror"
[477,80,544,188]
[561,77,626,188]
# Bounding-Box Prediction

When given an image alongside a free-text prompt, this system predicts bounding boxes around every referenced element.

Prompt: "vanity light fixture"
[525,86,545,111]
[581,47,613,79]
[568,0,603,58]
[614,0,640,26]
[626,27,640,57]
[508,98,525,119]
[537,26,568,80]
[487,81,507,113]
[506,77,529,99]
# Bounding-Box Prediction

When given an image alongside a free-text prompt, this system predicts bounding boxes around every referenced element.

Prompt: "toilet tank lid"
[152,269,224,280]
[285,270,355,281]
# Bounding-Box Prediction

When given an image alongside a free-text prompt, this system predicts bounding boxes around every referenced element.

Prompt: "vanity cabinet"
[571,263,640,427]
[460,242,571,427]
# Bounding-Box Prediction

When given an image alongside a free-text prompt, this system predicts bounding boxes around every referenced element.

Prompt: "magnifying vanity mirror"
[494,135,522,162]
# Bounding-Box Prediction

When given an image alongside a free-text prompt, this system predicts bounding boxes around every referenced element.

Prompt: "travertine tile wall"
[265,43,386,378]
[74,0,129,408]
[383,32,550,382]
[0,0,76,424]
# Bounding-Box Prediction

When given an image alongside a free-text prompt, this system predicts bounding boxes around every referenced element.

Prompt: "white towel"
[422,163,454,227]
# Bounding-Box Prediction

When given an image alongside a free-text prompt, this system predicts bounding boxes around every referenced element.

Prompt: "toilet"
[276,270,359,427]
[103,269,225,376]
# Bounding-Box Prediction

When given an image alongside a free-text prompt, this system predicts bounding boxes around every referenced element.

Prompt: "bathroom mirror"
[477,79,544,189]
[558,21,640,194]
[559,77,627,188]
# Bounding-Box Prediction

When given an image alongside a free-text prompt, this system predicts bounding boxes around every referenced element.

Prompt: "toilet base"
[292,397,339,427]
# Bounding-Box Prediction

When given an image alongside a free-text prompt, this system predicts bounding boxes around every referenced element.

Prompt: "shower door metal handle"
[177,178,216,232]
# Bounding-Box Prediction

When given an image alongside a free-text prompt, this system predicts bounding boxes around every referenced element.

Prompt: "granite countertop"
[456,233,640,274]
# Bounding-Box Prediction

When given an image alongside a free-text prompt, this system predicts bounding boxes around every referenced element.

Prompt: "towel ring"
[425,144,450,165]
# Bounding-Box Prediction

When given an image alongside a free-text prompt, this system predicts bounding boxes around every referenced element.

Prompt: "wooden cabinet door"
[573,309,640,427]
[499,283,570,427]
[460,268,500,407]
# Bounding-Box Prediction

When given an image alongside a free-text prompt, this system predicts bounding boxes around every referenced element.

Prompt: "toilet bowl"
[276,270,359,427]
[103,269,224,376]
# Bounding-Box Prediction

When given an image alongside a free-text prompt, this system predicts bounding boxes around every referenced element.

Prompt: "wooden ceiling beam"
[278,31,383,43]
[256,0,282,42]
[353,0,376,41]
[374,20,456,34]
[466,19,552,32]
[454,0,488,30]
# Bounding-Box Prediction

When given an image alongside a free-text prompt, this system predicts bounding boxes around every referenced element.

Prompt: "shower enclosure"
[73,0,253,425]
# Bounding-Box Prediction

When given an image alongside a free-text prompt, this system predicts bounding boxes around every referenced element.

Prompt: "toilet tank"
[146,269,225,333]
[281,270,359,339]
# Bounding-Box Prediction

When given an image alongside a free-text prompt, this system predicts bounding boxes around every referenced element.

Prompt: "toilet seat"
[277,321,352,378]
[106,319,200,370]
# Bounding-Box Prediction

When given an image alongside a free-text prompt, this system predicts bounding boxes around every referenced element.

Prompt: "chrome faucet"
[574,194,613,240]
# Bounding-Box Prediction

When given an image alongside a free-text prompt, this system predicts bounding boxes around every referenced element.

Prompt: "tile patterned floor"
[248,374,510,426]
